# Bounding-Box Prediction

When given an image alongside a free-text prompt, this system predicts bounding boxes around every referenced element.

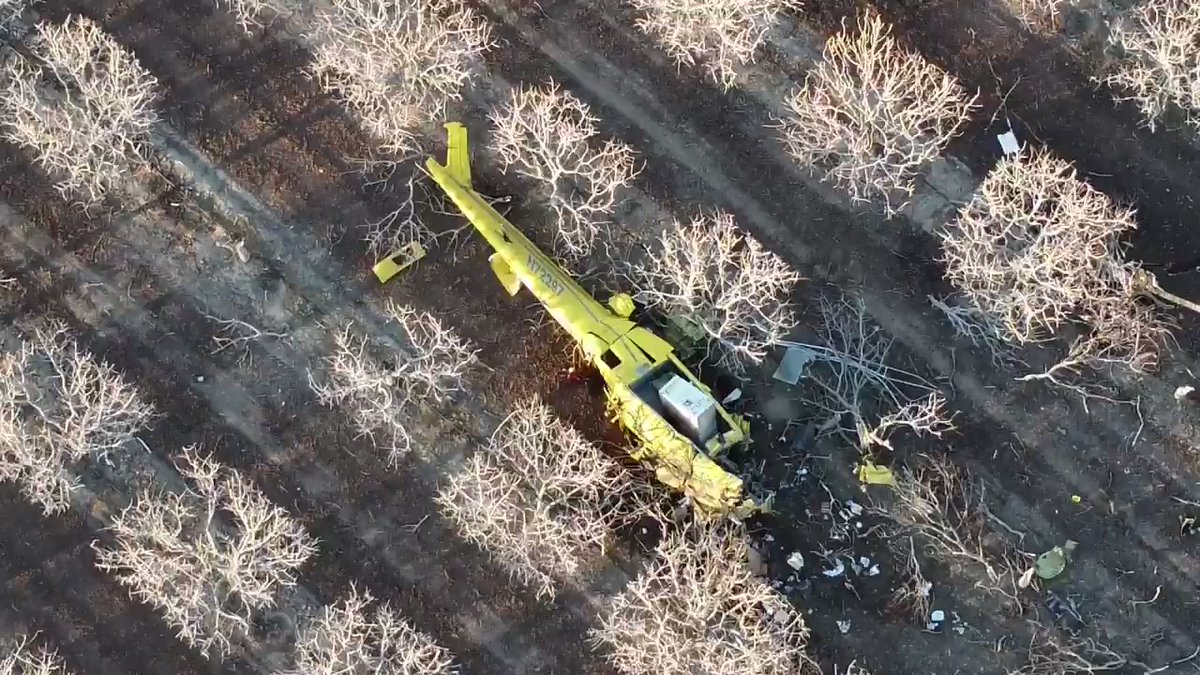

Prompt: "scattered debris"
[773,345,817,385]
[786,551,805,571]
[1035,540,1078,580]
[836,619,852,634]
[927,609,945,632]
[1175,385,1195,402]
[721,388,742,405]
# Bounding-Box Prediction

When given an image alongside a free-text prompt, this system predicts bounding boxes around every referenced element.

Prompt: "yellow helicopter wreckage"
[391,122,762,518]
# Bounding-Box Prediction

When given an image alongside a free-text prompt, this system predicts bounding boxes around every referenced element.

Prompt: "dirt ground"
[4,0,1200,673]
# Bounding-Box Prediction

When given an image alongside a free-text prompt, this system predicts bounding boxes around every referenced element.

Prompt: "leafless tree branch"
[873,455,1023,608]
[0,322,153,514]
[309,302,478,463]
[939,149,1168,385]
[0,634,73,675]
[489,81,640,261]
[95,446,317,658]
[277,585,455,675]
[591,520,814,675]
[630,211,801,371]
[437,398,643,599]
[779,11,977,213]
[0,15,159,205]
[629,0,802,89]
[1102,0,1200,132]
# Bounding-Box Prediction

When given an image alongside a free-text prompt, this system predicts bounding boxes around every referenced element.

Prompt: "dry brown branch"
[308,0,492,160]
[0,635,73,675]
[0,322,153,515]
[886,536,932,624]
[928,294,1013,365]
[0,15,158,205]
[216,0,296,32]
[781,297,948,451]
[779,12,977,212]
[489,81,640,260]
[437,398,641,599]
[939,149,1168,385]
[874,455,1022,607]
[591,520,813,675]
[860,392,954,451]
[277,585,454,675]
[630,211,801,371]
[628,0,802,89]
[1003,0,1065,33]
[1102,0,1200,132]
[309,303,477,463]
[95,447,317,658]
[1014,630,1126,675]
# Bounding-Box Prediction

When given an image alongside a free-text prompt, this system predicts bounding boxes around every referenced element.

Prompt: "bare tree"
[278,585,454,675]
[939,149,1168,388]
[0,15,159,205]
[591,520,813,675]
[630,211,801,371]
[628,0,802,89]
[489,81,641,261]
[437,398,641,599]
[780,297,951,451]
[309,302,477,463]
[1015,630,1126,675]
[0,635,73,675]
[1003,0,1065,33]
[779,12,977,212]
[309,0,491,160]
[1102,0,1200,132]
[0,322,153,515]
[886,536,932,624]
[873,454,1022,607]
[95,447,317,658]
[216,0,297,32]
[306,0,490,257]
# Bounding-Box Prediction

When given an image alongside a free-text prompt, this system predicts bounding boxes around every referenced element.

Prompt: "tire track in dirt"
[476,0,1200,669]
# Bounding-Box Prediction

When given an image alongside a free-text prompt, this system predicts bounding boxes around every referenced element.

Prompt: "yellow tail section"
[442,122,472,188]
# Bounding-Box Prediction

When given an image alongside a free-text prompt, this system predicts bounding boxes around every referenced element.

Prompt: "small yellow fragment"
[1071,495,1082,504]
[372,241,427,284]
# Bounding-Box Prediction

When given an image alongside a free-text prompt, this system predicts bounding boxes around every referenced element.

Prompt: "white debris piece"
[836,619,851,634]
[1175,385,1195,401]
[822,559,845,578]
[997,129,1021,155]
[786,551,805,571]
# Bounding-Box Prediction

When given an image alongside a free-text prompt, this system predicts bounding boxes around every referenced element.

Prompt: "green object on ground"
[1035,540,1078,579]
